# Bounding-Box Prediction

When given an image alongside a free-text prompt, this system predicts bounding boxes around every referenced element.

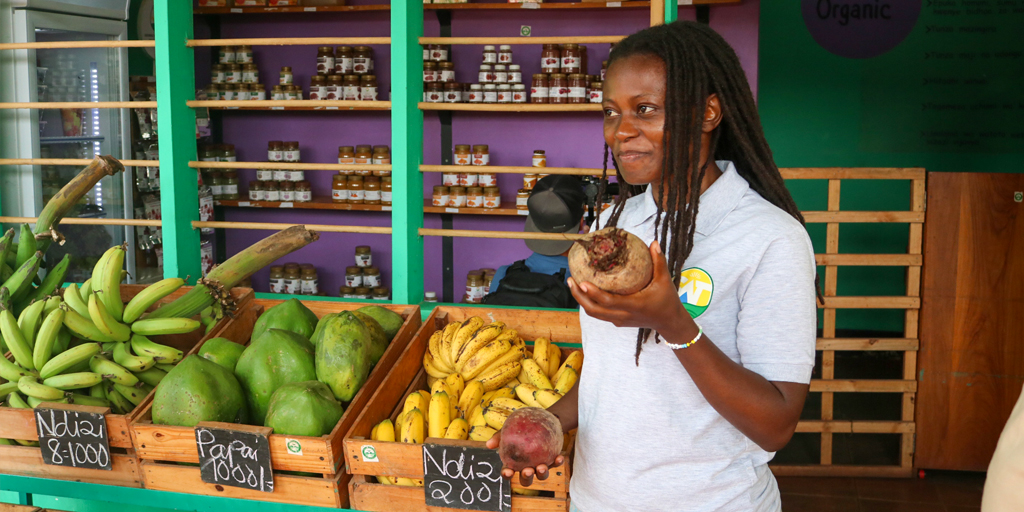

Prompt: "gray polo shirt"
[571,161,817,512]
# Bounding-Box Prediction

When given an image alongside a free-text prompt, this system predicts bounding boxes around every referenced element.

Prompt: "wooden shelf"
[195,4,389,14]
[215,195,393,211]
[426,1,652,10]
[419,102,601,112]
[423,199,527,216]
[190,100,390,111]
[205,105,390,111]
[195,1,737,15]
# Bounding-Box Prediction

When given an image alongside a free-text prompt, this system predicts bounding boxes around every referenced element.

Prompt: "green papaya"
[234,329,317,424]
[356,306,404,342]
[264,381,344,437]
[198,337,246,372]
[350,310,389,366]
[152,355,249,427]
[315,311,372,402]
[251,298,319,341]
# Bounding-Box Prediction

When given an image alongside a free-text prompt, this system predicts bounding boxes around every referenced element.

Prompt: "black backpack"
[482,260,577,309]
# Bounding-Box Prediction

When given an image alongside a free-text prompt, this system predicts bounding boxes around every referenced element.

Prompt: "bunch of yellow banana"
[422,316,526,392]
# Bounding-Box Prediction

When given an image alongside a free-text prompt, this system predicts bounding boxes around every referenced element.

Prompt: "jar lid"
[479,64,492,70]
[365,266,380,274]
[373,145,389,152]
[280,181,294,189]
[282,66,292,71]
[483,84,496,90]
[472,145,489,151]
[328,75,343,83]
[433,185,449,192]
[424,61,437,68]
[483,45,496,50]
[485,187,500,194]
[221,45,235,50]
[499,45,512,50]
[319,46,333,52]
[286,141,299,147]
[382,176,392,182]
[356,144,372,151]
[468,270,483,277]
[454,144,471,150]
[467,187,483,193]
[373,287,389,296]
[302,268,317,276]
[425,291,437,298]
[346,266,363,274]
[569,73,586,79]
[339,145,354,152]
[270,265,283,272]
[348,175,364,182]
[355,287,372,294]
[550,73,567,79]
[469,84,482,90]
[354,45,371,51]
[509,64,520,70]
[591,81,603,87]
[356,245,371,253]
[450,186,467,193]
[338,46,353,52]
[360,75,376,82]
[340,286,355,294]
[494,64,506,70]
[440,62,454,69]
[564,43,580,49]
[518,188,530,194]
[498,84,511,90]
[532,74,548,80]
[444,82,461,89]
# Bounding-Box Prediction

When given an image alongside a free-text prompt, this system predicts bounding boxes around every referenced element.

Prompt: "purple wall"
[203,2,759,300]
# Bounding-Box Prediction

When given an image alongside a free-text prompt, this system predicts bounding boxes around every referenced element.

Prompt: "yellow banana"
[18,376,66,401]
[450,316,486,363]
[427,375,438,388]
[394,478,422,487]
[375,419,396,442]
[459,337,513,380]
[534,389,563,409]
[18,299,45,348]
[62,283,91,319]
[454,322,503,369]
[481,387,516,408]
[522,359,553,390]
[468,405,486,427]
[427,330,453,373]
[422,350,449,379]
[532,337,551,377]
[478,361,523,391]
[1,308,34,370]
[122,277,185,323]
[514,488,541,496]
[547,343,562,378]
[417,389,431,408]
[554,366,578,395]
[88,292,131,342]
[515,383,544,408]
[89,355,138,386]
[444,418,469,440]
[370,421,381,440]
[113,341,155,372]
[38,342,101,380]
[562,350,583,374]
[428,391,451,438]
[458,380,485,419]
[42,296,61,317]
[42,372,104,391]
[438,322,461,369]
[468,425,497,442]
[489,397,528,412]
[482,406,511,430]
[130,334,183,363]
[130,318,201,336]
[494,327,519,346]
[95,245,125,322]
[66,393,110,408]
[504,377,521,389]
[444,373,464,405]
[404,391,429,419]
[394,410,407,441]
[401,408,425,444]
[62,307,113,343]
[430,378,453,399]
[32,308,64,371]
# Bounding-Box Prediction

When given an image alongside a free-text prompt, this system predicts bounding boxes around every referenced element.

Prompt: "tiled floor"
[778,470,986,511]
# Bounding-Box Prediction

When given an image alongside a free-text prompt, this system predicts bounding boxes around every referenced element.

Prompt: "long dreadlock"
[593,21,821,364]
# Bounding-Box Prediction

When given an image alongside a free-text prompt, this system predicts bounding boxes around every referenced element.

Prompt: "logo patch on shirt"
[678,267,713,318]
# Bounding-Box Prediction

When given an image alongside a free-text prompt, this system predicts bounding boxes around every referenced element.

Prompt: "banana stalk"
[34,156,123,253]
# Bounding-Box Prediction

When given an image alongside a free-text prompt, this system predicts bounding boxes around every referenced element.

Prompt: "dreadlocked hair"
[594,21,822,365]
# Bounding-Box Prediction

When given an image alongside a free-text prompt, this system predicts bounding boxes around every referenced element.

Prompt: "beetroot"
[568,227,653,295]
[498,407,564,472]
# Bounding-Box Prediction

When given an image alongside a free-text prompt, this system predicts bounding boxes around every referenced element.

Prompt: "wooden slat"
[419,103,602,112]
[0,505,40,512]
[349,476,569,512]
[0,40,154,50]
[0,158,157,167]
[816,338,919,351]
[795,420,916,434]
[770,464,915,478]
[802,211,924,223]
[780,168,927,180]
[420,164,603,176]
[819,296,920,309]
[191,161,391,172]
[419,228,585,241]
[419,36,625,45]
[0,444,141,487]
[0,101,155,109]
[193,221,392,234]
[810,379,917,393]
[187,37,390,47]
[141,461,346,508]
[815,253,922,266]
[0,216,160,227]
[188,99,390,109]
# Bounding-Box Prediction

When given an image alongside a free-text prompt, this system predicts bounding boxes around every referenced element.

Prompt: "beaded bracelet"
[665,325,703,350]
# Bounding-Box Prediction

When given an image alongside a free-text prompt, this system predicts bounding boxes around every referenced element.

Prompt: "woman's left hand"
[569,241,693,335]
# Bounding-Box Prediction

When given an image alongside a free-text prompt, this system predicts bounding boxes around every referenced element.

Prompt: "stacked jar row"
[306,74,378,101]
[432,186,502,209]
[268,263,320,296]
[424,83,528,104]
[531,73,603,104]
[338,145,392,174]
[247,180,314,203]
[332,175,393,206]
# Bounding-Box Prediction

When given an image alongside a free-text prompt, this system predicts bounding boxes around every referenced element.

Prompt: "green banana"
[1,307,34,370]
[42,295,61,316]
[52,327,70,354]
[89,383,106,399]
[95,246,125,322]
[88,292,130,342]
[38,342,101,380]
[130,318,201,336]
[0,381,19,399]
[62,307,113,343]
[0,353,36,382]
[112,383,147,406]
[0,264,11,284]
[133,366,167,387]
[154,363,175,372]
[17,299,45,348]
[42,371,104,390]
[7,391,30,408]
[112,341,154,372]
[62,283,90,318]
[5,251,42,306]
[27,396,67,407]
[80,279,92,298]
[18,375,66,401]
[0,229,15,273]
[130,334,183,363]
[104,385,134,414]
[15,224,35,270]
[31,307,65,370]
[122,277,185,323]
[23,254,70,305]
[89,355,138,386]
[66,393,111,408]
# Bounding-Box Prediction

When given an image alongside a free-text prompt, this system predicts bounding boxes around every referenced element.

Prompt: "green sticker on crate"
[362,445,379,462]
[286,439,302,455]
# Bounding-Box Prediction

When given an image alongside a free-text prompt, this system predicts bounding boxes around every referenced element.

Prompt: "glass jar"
[332,174,348,203]
[531,74,549,103]
[363,266,382,288]
[355,287,373,300]
[335,46,353,74]
[432,186,450,207]
[342,75,360,101]
[466,187,484,208]
[439,62,455,83]
[347,176,364,203]
[226,64,242,84]
[568,73,587,103]
[360,75,378,101]
[448,186,467,208]
[326,74,342,100]
[205,84,220,101]
[482,45,497,64]
[345,266,364,287]
[497,84,512,103]
[532,150,547,167]
[280,66,293,85]
[251,83,266,100]
[459,172,479,187]
[364,178,381,205]
[512,84,527,103]
[275,167,291,182]
[467,84,483,103]
[248,180,263,201]
[286,84,301,100]
[279,181,295,202]
[478,171,497,188]
[237,45,253,64]
[561,44,581,74]
[516,188,530,210]
[541,44,560,73]
[219,45,237,65]
[269,266,285,293]
[301,267,319,295]
[339,286,356,298]
[483,84,497,103]
[211,65,225,84]
[424,291,438,303]
[284,141,300,162]
[423,61,438,83]
[484,187,501,209]
[236,85,251,101]
[444,82,461,103]
[589,81,603,103]
[524,174,540,190]
[478,64,493,84]
[310,75,327,100]
[549,73,568,104]
[454,144,472,166]
[264,180,280,202]
[466,273,485,303]
[271,85,284,100]
[355,245,373,267]
[295,180,312,202]
[493,64,507,84]
[242,63,258,84]
[353,46,372,74]
[372,287,389,300]
[223,84,237,101]
[209,171,224,199]
[498,44,513,64]
[601,60,608,81]
[220,144,237,162]
[508,64,522,84]
[283,267,301,294]
[355,145,373,175]
[254,166,272,181]
[472,145,489,166]
[443,171,459,187]
[317,46,335,75]
[381,177,392,206]
[426,82,443,103]
[338,145,355,174]
[221,171,239,199]
[428,44,447,62]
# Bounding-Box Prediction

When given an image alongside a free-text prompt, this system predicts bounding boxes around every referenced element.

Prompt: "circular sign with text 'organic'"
[802,0,921,59]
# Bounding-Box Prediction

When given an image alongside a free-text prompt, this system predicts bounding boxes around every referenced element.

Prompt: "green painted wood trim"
[665,0,678,23]
[153,0,201,280]
[390,0,425,305]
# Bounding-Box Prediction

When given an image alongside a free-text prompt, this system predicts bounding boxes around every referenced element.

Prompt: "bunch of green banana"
[0,225,72,316]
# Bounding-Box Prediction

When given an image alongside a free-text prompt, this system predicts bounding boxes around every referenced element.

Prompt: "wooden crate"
[345,306,580,512]
[0,284,253,488]
[769,167,926,478]
[132,299,422,508]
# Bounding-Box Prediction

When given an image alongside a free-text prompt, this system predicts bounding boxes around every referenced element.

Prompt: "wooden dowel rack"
[0,101,156,110]
[187,100,390,109]
[418,228,585,241]
[420,165,603,176]
[192,221,392,235]
[780,168,927,180]
[187,37,390,47]
[190,161,391,172]
[0,216,161,227]
[418,36,626,45]
[0,158,157,167]
[419,103,601,112]
[0,41,155,50]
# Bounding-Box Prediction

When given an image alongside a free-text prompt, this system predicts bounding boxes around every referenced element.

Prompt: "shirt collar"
[630,160,749,237]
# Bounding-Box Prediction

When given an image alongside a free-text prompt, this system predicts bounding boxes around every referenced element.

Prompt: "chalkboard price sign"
[423,440,512,512]
[34,404,112,471]
[195,422,275,493]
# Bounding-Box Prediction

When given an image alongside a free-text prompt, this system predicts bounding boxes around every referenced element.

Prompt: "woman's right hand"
[485,431,565,487]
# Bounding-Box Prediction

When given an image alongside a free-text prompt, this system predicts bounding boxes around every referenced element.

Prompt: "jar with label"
[275,167,290,182]
[356,287,373,300]
[524,174,540,190]
[448,186,467,208]
[466,187,484,208]
[293,168,306,182]
[242,63,258,84]
[531,74,549,103]
[482,45,497,64]
[512,84,527,103]
[226,64,242,84]
[317,46,335,75]
[348,176,364,203]
[478,64,492,84]
[338,146,355,174]
[372,287,389,300]
[220,145,236,162]
[326,75,342,99]
[381,177,392,205]
[256,167,274,180]
[498,44,513,64]
[345,266,364,287]
[283,266,301,294]
[568,73,587,104]
[237,86,251,101]
[439,62,455,82]
[211,65,225,84]
[442,171,459,187]
[472,145,489,166]
[236,44,253,64]
[271,85,284,100]
[516,188,530,210]
[251,83,266,100]
[454,144,472,166]
[219,46,236,65]
[248,180,263,201]
[428,44,447,62]
[493,64,507,84]
[264,181,280,201]
[507,64,522,84]
[549,74,568,104]
[363,266,382,288]
[532,150,547,167]
[444,82,461,103]
[269,266,285,293]
[432,186,450,207]
[484,187,501,208]
[364,178,381,205]
[335,46,353,74]
[284,141,300,162]
[425,82,443,103]
[205,84,220,101]
[301,267,319,295]
[561,44,581,73]
[220,171,238,199]
[468,84,483,103]
[541,44,560,73]
[466,273,485,303]
[478,171,497,188]
[209,171,224,199]
[353,46,372,74]
[355,246,372,267]
[459,172,479,187]
[342,75,360,100]
[309,75,327,100]
[589,81,603,103]
[279,181,295,202]
[424,291,438,303]
[288,84,303,100]
[483,84,497,103]
[296,180,312,202]
[360,75,378,101]
[332,174,347,202]
[372,147,391,176]
[280,66,293,85]
[497,84,512,103]
[423,61,438,83]
[354,145,373,175]
[339,286,356,298]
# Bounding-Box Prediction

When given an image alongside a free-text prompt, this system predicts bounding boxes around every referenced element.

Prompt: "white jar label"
[243,70,257,83]
[356,254,372,267]
[498,53,512,64]
[301,278,318,295]
[479,71,491,83]
[443,173,460,186]
[257,170,274,182]
[211,184,224,196]
[472,154,490,166]
[343,86,360,100]
[285,278,301,295]
[484,91,497,103]
[332,189,346,200]
[280,190,294,201]
[468,92,482,102]
[249,189,261,201]
[445,92,461,103]
[325,85,339,100]
[353,58,370,74]
[346,275,363,287]
[433,195,449,206]
[381,191,392,203]
[280,73,293,85]
[479,174,497,187]
[497,91,510,103]
[254,91,266,100]
[284,150,300,162]
[541,57,559,71]
[199,195,214,221]
[440,70,455,82]
[561,56,580,70]
[336,58,353,74]
[364,274,382,287]
[237,91,251,101]
[213,71,225,83]
[424,71,437,83]
[223,184,238,195]
[513,91,526,103]
[270,277,284,294]
[365,190,381,202]
[360,87,378,101]
[531,86,549,98]
[590,90,603,103]
[551,87,568,99]
[222,91,236,101]
[219,52,235,64]
[297,190,311,201]
[317,56,335,75]
[272,91,285,100]
[482,53,497,64]
[449,195,467,207]
[227,72,241,84]
[494,72,508,83]
[466,195,483,208]
[460,174,479,187]
[265,190,280,201]
[432,49,448,61]
[517,195,529,207]
[569,86,587,98]
[349,189,364,201]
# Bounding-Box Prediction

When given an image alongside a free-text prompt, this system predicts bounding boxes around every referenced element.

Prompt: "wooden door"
[916,172,1024,471]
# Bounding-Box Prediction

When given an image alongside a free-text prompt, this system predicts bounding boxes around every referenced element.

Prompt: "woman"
[488,21,818,511]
